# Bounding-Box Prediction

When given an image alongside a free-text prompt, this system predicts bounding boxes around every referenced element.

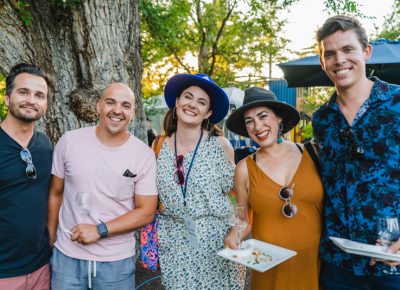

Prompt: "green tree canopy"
[375,0,400,40]
[140,0,296,97]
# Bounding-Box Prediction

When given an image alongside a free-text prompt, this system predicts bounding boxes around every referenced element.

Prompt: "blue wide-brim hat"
[164,73,229,124]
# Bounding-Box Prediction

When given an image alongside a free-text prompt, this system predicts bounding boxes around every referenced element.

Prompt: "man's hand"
[385,239,400,266]
[70,224,101,246]
[370,238,400,267]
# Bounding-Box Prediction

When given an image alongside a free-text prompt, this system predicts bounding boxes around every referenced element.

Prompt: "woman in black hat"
[225,87,324,290]
[155,73,245,289]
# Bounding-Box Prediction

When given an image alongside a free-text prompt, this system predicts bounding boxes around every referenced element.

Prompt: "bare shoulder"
[233,157,250,200]
[235,158,249,177]
[216,136,235,164]
[215,135,232,149]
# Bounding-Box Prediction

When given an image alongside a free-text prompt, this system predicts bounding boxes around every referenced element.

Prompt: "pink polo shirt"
[52,126,157,261]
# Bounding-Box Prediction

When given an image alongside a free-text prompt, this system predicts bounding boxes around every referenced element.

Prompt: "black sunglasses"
[20,149,37,179]
[174,155,184,185]
[340,127,364,159]
[279,184,297,218]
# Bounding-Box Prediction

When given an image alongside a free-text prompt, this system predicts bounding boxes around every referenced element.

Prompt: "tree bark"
[0,0,145,144]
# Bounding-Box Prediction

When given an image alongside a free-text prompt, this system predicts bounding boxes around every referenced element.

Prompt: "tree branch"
[167,44,192,73]
[209,3,235,75]
[195,0,207,72]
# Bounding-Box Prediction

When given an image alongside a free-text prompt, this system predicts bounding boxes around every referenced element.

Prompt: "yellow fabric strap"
[151,135,166,159]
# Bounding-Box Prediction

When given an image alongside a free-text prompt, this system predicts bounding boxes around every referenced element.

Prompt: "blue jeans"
[50,248,135,290]
[321,261,400,290]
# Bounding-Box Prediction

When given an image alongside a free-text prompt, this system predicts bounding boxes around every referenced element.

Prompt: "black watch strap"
[96,221,108,239]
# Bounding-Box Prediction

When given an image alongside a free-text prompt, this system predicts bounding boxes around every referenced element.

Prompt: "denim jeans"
[50,248,135,290]
[321,261,400,290]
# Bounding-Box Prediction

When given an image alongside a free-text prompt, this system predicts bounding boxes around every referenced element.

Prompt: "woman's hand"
[224,229,239,250]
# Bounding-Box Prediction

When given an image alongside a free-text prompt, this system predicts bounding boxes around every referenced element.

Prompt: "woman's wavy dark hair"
[163,107,223,137]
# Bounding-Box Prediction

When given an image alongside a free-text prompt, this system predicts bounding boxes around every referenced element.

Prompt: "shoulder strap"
[151,135,166,159]
[295,143,303,153]
[304,141,320,175]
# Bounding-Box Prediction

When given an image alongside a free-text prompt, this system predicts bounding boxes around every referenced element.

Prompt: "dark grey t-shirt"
[0,127,52,278]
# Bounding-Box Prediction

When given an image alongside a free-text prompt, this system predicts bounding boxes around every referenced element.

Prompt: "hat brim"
[226,100,300,138]
[164,74,229,124]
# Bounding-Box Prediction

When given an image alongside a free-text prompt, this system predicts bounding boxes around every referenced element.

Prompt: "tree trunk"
[0,0,145,144]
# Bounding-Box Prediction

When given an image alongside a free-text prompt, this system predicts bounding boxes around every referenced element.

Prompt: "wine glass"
[377,216,400,275]
[75,192,90,223]
[228,204,249,250]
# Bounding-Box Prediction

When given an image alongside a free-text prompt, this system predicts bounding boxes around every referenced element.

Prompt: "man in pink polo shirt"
[47,83,158,289]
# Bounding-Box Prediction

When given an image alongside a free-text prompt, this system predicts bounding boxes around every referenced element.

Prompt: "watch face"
[97,223,108,238]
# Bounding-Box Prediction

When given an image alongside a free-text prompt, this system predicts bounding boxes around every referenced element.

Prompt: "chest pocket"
[113,176,135,201]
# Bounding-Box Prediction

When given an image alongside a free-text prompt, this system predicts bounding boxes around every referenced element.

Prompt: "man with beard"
[47,83,158,289]
[0,63,53,289]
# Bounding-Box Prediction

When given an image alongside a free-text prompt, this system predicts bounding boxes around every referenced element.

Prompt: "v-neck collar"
[250,148,305,188]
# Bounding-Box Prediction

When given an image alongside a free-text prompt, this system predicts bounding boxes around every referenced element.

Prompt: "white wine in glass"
[228,204,249,250]
[377,216,400,275]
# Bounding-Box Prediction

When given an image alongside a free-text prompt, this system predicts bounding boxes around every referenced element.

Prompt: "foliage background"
[140,0,295,98]
[0,75,7,121]
[1,0,399,124]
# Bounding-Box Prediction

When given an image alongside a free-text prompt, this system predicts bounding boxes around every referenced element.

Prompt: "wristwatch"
[96,221,108,239]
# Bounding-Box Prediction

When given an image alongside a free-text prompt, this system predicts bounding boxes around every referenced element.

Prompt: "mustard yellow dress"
[247,148,323,290]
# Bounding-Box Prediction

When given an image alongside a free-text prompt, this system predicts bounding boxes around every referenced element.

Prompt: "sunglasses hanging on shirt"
[279,184,297,218]
[340,127,364,159]
[174,155,185,185]
[20,148,37,179]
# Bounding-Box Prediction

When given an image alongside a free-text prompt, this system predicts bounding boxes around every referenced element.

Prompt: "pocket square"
[123,169,136,177]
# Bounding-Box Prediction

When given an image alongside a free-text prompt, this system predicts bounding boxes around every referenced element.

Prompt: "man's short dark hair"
[316,15,369,54]
[5,63,53,98]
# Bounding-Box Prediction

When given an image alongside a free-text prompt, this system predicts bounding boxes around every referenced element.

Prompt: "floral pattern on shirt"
[156,136,246,289]
[312,77,400,276]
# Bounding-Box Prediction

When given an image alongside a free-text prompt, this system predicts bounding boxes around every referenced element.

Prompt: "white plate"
[330,237,400,262]
[217,239,297,272]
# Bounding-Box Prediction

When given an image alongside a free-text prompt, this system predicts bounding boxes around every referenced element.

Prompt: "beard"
[8,101,45,122]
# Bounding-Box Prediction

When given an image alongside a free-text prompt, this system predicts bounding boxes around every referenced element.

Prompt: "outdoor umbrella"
[278,39,400,87]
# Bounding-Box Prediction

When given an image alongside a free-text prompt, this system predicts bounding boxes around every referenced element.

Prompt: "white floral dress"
[157,136,245,290]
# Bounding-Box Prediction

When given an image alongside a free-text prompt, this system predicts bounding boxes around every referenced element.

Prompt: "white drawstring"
[88,260,92,289]
[88,260,97,289]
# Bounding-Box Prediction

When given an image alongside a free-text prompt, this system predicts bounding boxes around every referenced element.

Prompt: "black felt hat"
[226,87,300,137]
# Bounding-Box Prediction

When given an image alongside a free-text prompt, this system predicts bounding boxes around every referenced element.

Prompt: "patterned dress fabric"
[157,136,245,290]
[313,77,400,276]
[247,149,324,290]
[139,211,159,272]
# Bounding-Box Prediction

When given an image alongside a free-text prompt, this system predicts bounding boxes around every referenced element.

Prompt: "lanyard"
[174,129,203,207]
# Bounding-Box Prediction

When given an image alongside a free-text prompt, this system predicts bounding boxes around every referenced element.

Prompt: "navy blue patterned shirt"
[312,77,400,276]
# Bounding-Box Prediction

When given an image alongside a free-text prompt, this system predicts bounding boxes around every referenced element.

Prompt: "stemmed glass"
[75,192,90,224]
[228,204,249,250]
[377,216,400,275]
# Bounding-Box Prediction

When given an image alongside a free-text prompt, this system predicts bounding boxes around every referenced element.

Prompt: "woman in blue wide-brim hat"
[155,73,246,289]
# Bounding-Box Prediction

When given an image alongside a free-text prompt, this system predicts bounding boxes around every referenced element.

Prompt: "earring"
[172,107,177,120]
[277,123,284,144]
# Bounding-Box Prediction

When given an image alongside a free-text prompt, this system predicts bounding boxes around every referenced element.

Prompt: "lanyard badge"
[174,129,203,248]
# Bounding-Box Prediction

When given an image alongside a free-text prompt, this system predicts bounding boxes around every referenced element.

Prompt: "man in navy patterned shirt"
[312,15,400,289]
